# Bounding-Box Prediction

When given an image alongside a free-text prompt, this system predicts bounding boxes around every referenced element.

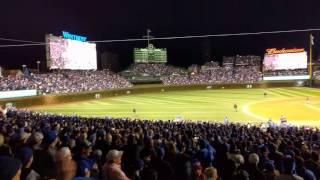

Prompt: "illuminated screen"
[47,35,97,70]
[263,52,307,71]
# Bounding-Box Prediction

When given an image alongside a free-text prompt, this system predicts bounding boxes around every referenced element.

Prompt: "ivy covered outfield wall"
[0,81,307,108]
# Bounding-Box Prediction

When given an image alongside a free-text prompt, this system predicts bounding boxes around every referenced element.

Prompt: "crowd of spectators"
[0,110,319,180]
[222,57,235,65]
[235,55,262,66]
[124,64,187,77]
[161,66,262,85]
[160,56,262,86]
[0,70,132,94]
[263,69,308,77]
[313,70,320,80]
[203,61,220,67]
[222,55,261,66]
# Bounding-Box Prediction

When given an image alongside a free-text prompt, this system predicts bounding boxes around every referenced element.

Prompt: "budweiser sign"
[266,48,305,55]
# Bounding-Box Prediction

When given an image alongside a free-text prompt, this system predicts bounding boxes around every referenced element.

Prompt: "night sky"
[1,0,320,70]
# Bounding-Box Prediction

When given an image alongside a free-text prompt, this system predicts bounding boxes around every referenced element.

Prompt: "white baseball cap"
[106,149,123,161]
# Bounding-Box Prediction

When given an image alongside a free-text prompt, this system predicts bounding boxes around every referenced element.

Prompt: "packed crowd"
[222,57,235,65]
[0,70,132,94]
[159,56,262,86]
[161,66,262,85]
[313,70,320,80]
[235,55,262,66]
[263,69,308,77]
[0,110,319,180]
[124,64,187,77]
[203,61,219,67]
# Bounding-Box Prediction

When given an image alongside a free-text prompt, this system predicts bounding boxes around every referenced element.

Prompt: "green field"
[31,87,320,126]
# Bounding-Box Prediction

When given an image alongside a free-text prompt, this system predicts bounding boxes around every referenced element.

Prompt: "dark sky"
[1,0,320,69]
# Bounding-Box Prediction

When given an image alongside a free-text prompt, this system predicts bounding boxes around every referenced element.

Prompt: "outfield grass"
[31,87,320,126]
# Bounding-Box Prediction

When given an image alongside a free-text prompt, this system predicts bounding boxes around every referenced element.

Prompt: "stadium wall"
[0,81,307,108]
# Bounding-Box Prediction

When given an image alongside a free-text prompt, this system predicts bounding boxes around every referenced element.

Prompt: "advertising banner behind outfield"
[263,48,307,71]
[263,75,309,81]
[0,89,37,99]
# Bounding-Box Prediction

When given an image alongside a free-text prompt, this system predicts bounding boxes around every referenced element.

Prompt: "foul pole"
[309,34,313,87]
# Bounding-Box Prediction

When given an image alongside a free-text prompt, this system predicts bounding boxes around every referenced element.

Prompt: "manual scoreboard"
[134,44,167,63]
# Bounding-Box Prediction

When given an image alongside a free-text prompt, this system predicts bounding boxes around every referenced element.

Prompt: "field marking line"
[278,88,317,97]
[126,96,186,105]
[261,89,284,98]
[270,88,298,97]
[109,98,147,105]
[163,96,242,104]
[86,101,113,106]
[304,103,320,112]
[242,103,268,122]
[163,95,255,103]
[293,87,320,92]
[241,97,292,122]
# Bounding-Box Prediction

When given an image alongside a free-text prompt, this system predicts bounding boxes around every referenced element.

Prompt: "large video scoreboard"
[263,48,307,71]
[46,32,97,70]
[263,48,309,80]
[134,44,167,63]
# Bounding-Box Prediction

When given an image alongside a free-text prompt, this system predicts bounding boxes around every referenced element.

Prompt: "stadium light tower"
[36,60,41,74]
[142,29,153,47]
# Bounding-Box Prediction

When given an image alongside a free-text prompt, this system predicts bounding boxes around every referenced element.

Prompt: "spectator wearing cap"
[16,147,40,180]
[29,132,44,151]
[246,153,264,180]
[29,132,43,175]
[37,130,58,179]
[194,139,215,168]
[55,147,77,180]
[43,130,59,152]
[295,156,316,180]
[0,156,22,180]
[102,149,129,180]
[275,156,303,180]
[12,131,30,154]
[75,140,97,178]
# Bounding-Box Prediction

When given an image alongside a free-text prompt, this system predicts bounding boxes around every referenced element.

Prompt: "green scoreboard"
[134,44,167,63]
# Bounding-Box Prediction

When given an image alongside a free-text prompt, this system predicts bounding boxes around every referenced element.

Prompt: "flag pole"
[309,34,313,87]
